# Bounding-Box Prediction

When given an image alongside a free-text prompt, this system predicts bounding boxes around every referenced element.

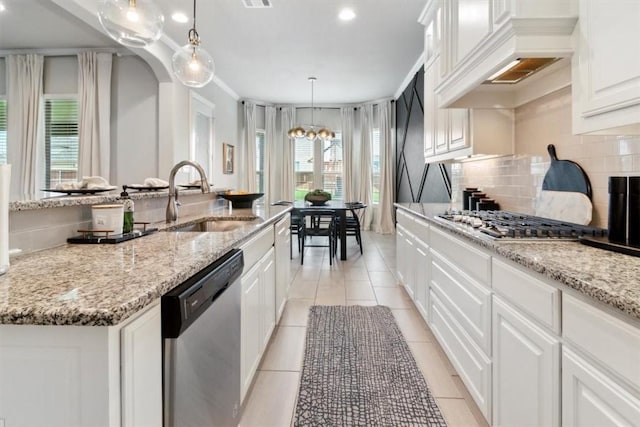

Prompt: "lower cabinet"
[397,208,640,427]
[0,300,162,427]
[414,239,430,321]
[562,347,640,427]
[274,215,291,323]
[492,295,560,427]
[429,290,492,418]
[240,247,276,402]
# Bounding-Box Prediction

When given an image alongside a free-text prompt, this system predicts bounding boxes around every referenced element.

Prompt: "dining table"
[293,200,366,261]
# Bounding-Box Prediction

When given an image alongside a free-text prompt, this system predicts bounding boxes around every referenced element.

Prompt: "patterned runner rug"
[293,305,447,426]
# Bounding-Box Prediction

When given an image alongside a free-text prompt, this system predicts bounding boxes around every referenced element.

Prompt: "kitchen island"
[395,203,640,427]
[0,203,291,427]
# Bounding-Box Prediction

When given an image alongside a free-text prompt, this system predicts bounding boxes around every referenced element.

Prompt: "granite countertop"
[0,204,291,326]
[9,187,230,211]
[395,203,640,321]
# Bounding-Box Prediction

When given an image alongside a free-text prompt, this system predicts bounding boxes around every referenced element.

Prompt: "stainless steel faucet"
[166,160,211,222]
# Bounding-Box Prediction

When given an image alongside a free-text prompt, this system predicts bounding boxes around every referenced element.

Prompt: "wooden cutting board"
[535,145,593,225]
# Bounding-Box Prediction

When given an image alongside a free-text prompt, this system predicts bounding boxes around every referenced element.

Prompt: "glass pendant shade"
[172,42,215,88]
[98,0,164,48]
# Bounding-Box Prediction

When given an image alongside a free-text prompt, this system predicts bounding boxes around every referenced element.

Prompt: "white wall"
[1,51,241,196]
[111,56,159,185]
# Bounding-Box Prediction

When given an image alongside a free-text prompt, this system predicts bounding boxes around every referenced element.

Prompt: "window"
[294,133,343,201]
[256,130,265,192]
[0,99,6,164]
[44,98,79,188]
[372,128,381,203]
[322,137,343,199]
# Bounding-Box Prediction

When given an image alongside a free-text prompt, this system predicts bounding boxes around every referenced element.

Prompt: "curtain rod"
[241,100,395,110]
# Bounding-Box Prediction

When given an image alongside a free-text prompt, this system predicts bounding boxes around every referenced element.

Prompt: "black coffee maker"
[608,176,640,246]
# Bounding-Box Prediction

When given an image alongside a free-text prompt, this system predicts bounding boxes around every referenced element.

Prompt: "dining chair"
[299,209,336,265]
[333,202,365,255]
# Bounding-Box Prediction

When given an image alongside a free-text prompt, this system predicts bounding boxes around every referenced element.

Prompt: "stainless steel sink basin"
[168,217,259,232]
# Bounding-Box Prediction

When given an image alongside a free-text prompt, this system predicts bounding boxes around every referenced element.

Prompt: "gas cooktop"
[436,210,607,240]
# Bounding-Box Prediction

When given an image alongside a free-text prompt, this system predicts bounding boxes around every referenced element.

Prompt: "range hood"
[436,14,578,109]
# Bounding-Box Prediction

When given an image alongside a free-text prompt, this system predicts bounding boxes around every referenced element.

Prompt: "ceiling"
[0,0,426,104]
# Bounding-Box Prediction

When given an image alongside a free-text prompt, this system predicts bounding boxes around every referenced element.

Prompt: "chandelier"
[98,0,164,48]
[171,0,215,88]
[288,77,335,141]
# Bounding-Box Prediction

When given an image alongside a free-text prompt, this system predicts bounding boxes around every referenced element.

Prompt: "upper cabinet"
[433,0,578,109]
[572,0,640,134]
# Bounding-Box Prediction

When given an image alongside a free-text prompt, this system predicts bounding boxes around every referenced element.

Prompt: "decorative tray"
[67,227,158,244]
[43,187,117,195]
[125,184,169,191]
[579,235,640,258]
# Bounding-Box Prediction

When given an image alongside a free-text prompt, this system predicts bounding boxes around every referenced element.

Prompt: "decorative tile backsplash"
[451,87,640,228]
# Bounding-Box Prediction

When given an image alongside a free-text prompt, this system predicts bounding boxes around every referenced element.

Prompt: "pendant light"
[98,0,164,48]
[288,77,335,142]
[171,0,215,88]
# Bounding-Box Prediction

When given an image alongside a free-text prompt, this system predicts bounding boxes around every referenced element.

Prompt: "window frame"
[294,133,343,201]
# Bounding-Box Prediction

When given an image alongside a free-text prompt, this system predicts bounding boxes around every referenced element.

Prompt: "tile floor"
[239,231,490,427]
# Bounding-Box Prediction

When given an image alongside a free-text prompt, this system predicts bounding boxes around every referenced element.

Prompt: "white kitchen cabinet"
[396,211,431,307]
[429,289,492,419]
[572,0,640,134]
[0,301,162,427]
[274,215,291,323]
[414,239,430,322]
[425,105,514,162]
[396,223,409,287]
[492,295,560,427]
[240,246,276,402]
[120,302,162,427]
[241,258,262,402]
[261,249,276,350]
[562,347,640,427]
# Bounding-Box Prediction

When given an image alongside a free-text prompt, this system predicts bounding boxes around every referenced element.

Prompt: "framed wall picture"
[223,143,234,174]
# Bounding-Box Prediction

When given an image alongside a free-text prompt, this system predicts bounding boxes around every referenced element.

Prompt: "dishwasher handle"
[162,249,244,338]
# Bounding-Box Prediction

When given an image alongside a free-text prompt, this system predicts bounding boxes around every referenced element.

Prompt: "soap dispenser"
[121,186,135,234]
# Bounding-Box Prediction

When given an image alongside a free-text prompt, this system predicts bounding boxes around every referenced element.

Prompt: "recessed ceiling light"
[338,8,356,21]
[171,12,189,23]
[0,3,6,12]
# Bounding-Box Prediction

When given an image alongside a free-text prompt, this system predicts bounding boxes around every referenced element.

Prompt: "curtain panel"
[280,107,295,201]
[358,104,374,230]
[265,106,277,205]
[340,108,355,203]
[242,102,257,192]
[77,52,112,181]
[375,100,395,234]
[7,54,44,200]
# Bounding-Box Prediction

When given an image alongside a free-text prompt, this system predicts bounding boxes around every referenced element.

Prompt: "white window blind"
[372,128,381,203]
[0,99,7,164]
[256,130,265,192]
[44,98,79,188]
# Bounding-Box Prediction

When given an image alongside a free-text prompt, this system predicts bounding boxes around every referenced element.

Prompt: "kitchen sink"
[168,217,259,232]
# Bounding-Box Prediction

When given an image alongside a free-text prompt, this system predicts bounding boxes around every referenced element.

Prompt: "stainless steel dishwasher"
[162,249,244,427]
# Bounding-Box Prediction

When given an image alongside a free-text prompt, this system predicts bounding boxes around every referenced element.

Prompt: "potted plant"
[304,189,332,206]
